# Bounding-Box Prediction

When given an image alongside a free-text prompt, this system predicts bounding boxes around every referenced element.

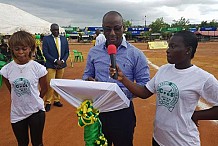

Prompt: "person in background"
[110,30,218,146]
[83,11,150,146]
[94,29,106,46]
[42,23,69,112]
[0,38,8,55]
[0,38,11,62]
[0,30,48,146]
[34,46,45,66]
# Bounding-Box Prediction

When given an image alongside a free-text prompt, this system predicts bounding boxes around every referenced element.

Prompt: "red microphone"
[108,44,118,79]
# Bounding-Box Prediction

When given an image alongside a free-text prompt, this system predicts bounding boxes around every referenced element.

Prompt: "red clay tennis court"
[0,42,218,146]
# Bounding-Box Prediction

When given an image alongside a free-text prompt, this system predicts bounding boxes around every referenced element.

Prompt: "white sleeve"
[146,77,156,93]
[201,75,218,106]
[35,62,47,78]
[145,65,166,93]
[0,63,10,79]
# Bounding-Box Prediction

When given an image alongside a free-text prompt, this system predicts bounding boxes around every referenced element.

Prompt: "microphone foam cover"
[108,44,117,55]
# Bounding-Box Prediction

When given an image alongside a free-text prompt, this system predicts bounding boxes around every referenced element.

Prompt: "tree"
[123,19,132,30]
[199,21,209,27]
[209,19,218,27]
[123,19,132,40]
[148,17,170,33]
[199,20,218,28]
[171,17,190,29]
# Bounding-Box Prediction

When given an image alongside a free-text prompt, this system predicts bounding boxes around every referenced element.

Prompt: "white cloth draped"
[50,79,130,112]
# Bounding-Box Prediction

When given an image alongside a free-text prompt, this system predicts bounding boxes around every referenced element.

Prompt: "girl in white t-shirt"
[0,31,48,146]
[110,30,218,146]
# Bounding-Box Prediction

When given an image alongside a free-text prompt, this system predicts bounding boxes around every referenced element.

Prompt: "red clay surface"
[0,42,218,146]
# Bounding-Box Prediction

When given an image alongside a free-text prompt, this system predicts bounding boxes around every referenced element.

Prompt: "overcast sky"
[1,0,218,28]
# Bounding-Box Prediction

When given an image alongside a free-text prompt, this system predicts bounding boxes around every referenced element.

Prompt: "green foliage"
[199,20,218,28]
[171,17,190,30]
[123,19,132,31]
[142,31,151,38]
[148,17,170,33]
[125,31,132,40]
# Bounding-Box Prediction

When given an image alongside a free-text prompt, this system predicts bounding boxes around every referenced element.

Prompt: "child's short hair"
[174,30,198,59]
[8,30,36,58]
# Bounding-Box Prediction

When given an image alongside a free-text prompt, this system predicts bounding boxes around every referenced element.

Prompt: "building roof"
[194,31,218,36]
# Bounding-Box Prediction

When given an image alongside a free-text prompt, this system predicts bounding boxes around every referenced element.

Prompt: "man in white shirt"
[95,29,106,46]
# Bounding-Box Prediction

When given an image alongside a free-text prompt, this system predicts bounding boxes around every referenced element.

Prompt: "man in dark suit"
[42,23,69,112]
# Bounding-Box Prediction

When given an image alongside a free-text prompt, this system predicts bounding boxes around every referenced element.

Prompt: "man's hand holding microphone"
[86,44,126,82]
[108,44,125,82]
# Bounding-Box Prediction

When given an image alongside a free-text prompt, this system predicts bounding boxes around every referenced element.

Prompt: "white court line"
[147,59,218,125]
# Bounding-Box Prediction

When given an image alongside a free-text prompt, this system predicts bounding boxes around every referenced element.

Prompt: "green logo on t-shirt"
[13,78,31,97]
[157,81,179,112]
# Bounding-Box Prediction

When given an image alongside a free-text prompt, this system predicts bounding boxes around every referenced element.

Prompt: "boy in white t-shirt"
[94,29,106,46]
[0,31,48,146]
[110,30,218,146]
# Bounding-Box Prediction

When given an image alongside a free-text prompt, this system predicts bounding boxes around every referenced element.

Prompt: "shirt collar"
[120,38,127,48]
[52,35,60,38]
[104,38,127,50]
